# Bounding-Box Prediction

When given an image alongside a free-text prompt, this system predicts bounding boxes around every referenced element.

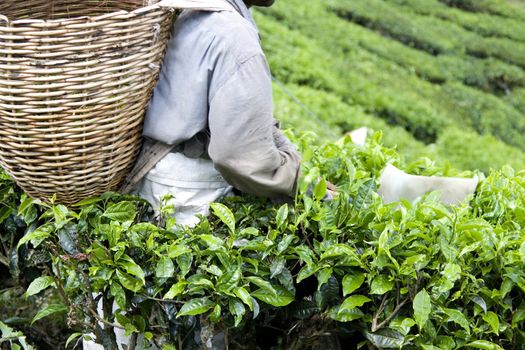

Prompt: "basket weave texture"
[0,0,174,204]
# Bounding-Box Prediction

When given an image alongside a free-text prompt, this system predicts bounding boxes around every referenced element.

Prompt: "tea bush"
[332,0,525,68]
[387,0,525,42]
[438,0,525,21]
[3,133,525,349]
[257,3,525,155]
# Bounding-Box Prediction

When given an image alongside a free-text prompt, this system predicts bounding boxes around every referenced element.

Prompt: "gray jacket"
[141,0,301,198]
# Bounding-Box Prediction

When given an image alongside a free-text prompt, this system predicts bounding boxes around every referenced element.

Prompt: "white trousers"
[83,152,232,350]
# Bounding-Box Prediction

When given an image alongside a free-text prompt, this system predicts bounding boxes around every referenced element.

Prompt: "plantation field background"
[256,0,525,173]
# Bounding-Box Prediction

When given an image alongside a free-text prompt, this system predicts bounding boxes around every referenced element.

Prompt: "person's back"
[143,6,264,149]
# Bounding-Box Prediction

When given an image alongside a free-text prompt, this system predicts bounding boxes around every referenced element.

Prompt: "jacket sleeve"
[207,54,301,198]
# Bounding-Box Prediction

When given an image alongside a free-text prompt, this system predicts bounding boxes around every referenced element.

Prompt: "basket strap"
[156,0,236,12]
[120,141,176,194]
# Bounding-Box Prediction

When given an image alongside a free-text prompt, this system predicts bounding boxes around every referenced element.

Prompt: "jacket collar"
[224,0,258,31]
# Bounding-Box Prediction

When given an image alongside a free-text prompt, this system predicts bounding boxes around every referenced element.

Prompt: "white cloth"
[378,164,479,205]
[137,152,233,226]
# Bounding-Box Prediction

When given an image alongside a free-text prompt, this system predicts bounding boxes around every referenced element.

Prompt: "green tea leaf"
[443,308,470,334]
[339,295,371,313]
[277,234,295,255]
[116,270,143,292]
[156,257,175,278]
[32,304,67,324]
[252,287,294,307]
[413,289,431,330]
[317,268,333,290]
[234,287,254,311]
[0,321,21,338]
[512,305,525,326]
[118,255,145,284]
[294,245,315,266]
[482,311,499,335]
[330,305,364,322]
[0,206,12,224]
[314,178,327,201]
[72,197,103,207]
[24,276,56,298]
[110,283,126,311]
[53,205,70,228]
[17,225,52,249]
[229,299,246,327]
[166,244,191,258]
[210,202,236,234]
[342,272,365,296]
[365,329,405,349]
[245,276,277,296]
[164,281,188,299]
[188,275,214,290]
[297,264,318,283]
[276,204,289,228]
[217,267,241,293]
[472,296,487,314]
[520,242,525,263]
[18,195,38,225]
[200,234,226,251]
[103,202,136,222]
[464,340,504,350]
[320,244,359,261]
[177,253,193,277]
[65,332,82,348]
[442,263,461,281]
[270,257,286,278]
[177,297,214,317]
[210,304,222,323]
[390,317,416,336]
[370,275,394,295]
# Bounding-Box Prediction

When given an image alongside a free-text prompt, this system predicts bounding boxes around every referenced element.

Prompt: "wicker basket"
[0,0,174,204]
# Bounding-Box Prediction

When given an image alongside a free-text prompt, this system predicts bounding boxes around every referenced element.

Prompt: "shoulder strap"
[156,0,236,12]
[120,141,176,194]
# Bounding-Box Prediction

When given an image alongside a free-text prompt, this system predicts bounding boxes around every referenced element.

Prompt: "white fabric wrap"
[138,152,233,227]
[378,164,479,205]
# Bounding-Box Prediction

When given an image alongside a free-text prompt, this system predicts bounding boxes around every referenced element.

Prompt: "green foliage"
[0,321,34,350]
[425,82,525,151]
[504,88,525,114]
[331,0,525,69]
[1,0,525,348]
[273,82,525,173]
[387,0,525,43]
[3,134,524,348]
[263,0,525,94]
[257,10,451,143]
[257,2,525,167]
[438,0,525,21]
[434,127,525,173]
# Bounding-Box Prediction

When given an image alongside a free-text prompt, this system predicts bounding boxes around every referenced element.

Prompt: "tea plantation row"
[255,0,525,172]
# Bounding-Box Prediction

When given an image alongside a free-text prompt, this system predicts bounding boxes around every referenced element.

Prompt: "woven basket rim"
[0,1,165,26]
